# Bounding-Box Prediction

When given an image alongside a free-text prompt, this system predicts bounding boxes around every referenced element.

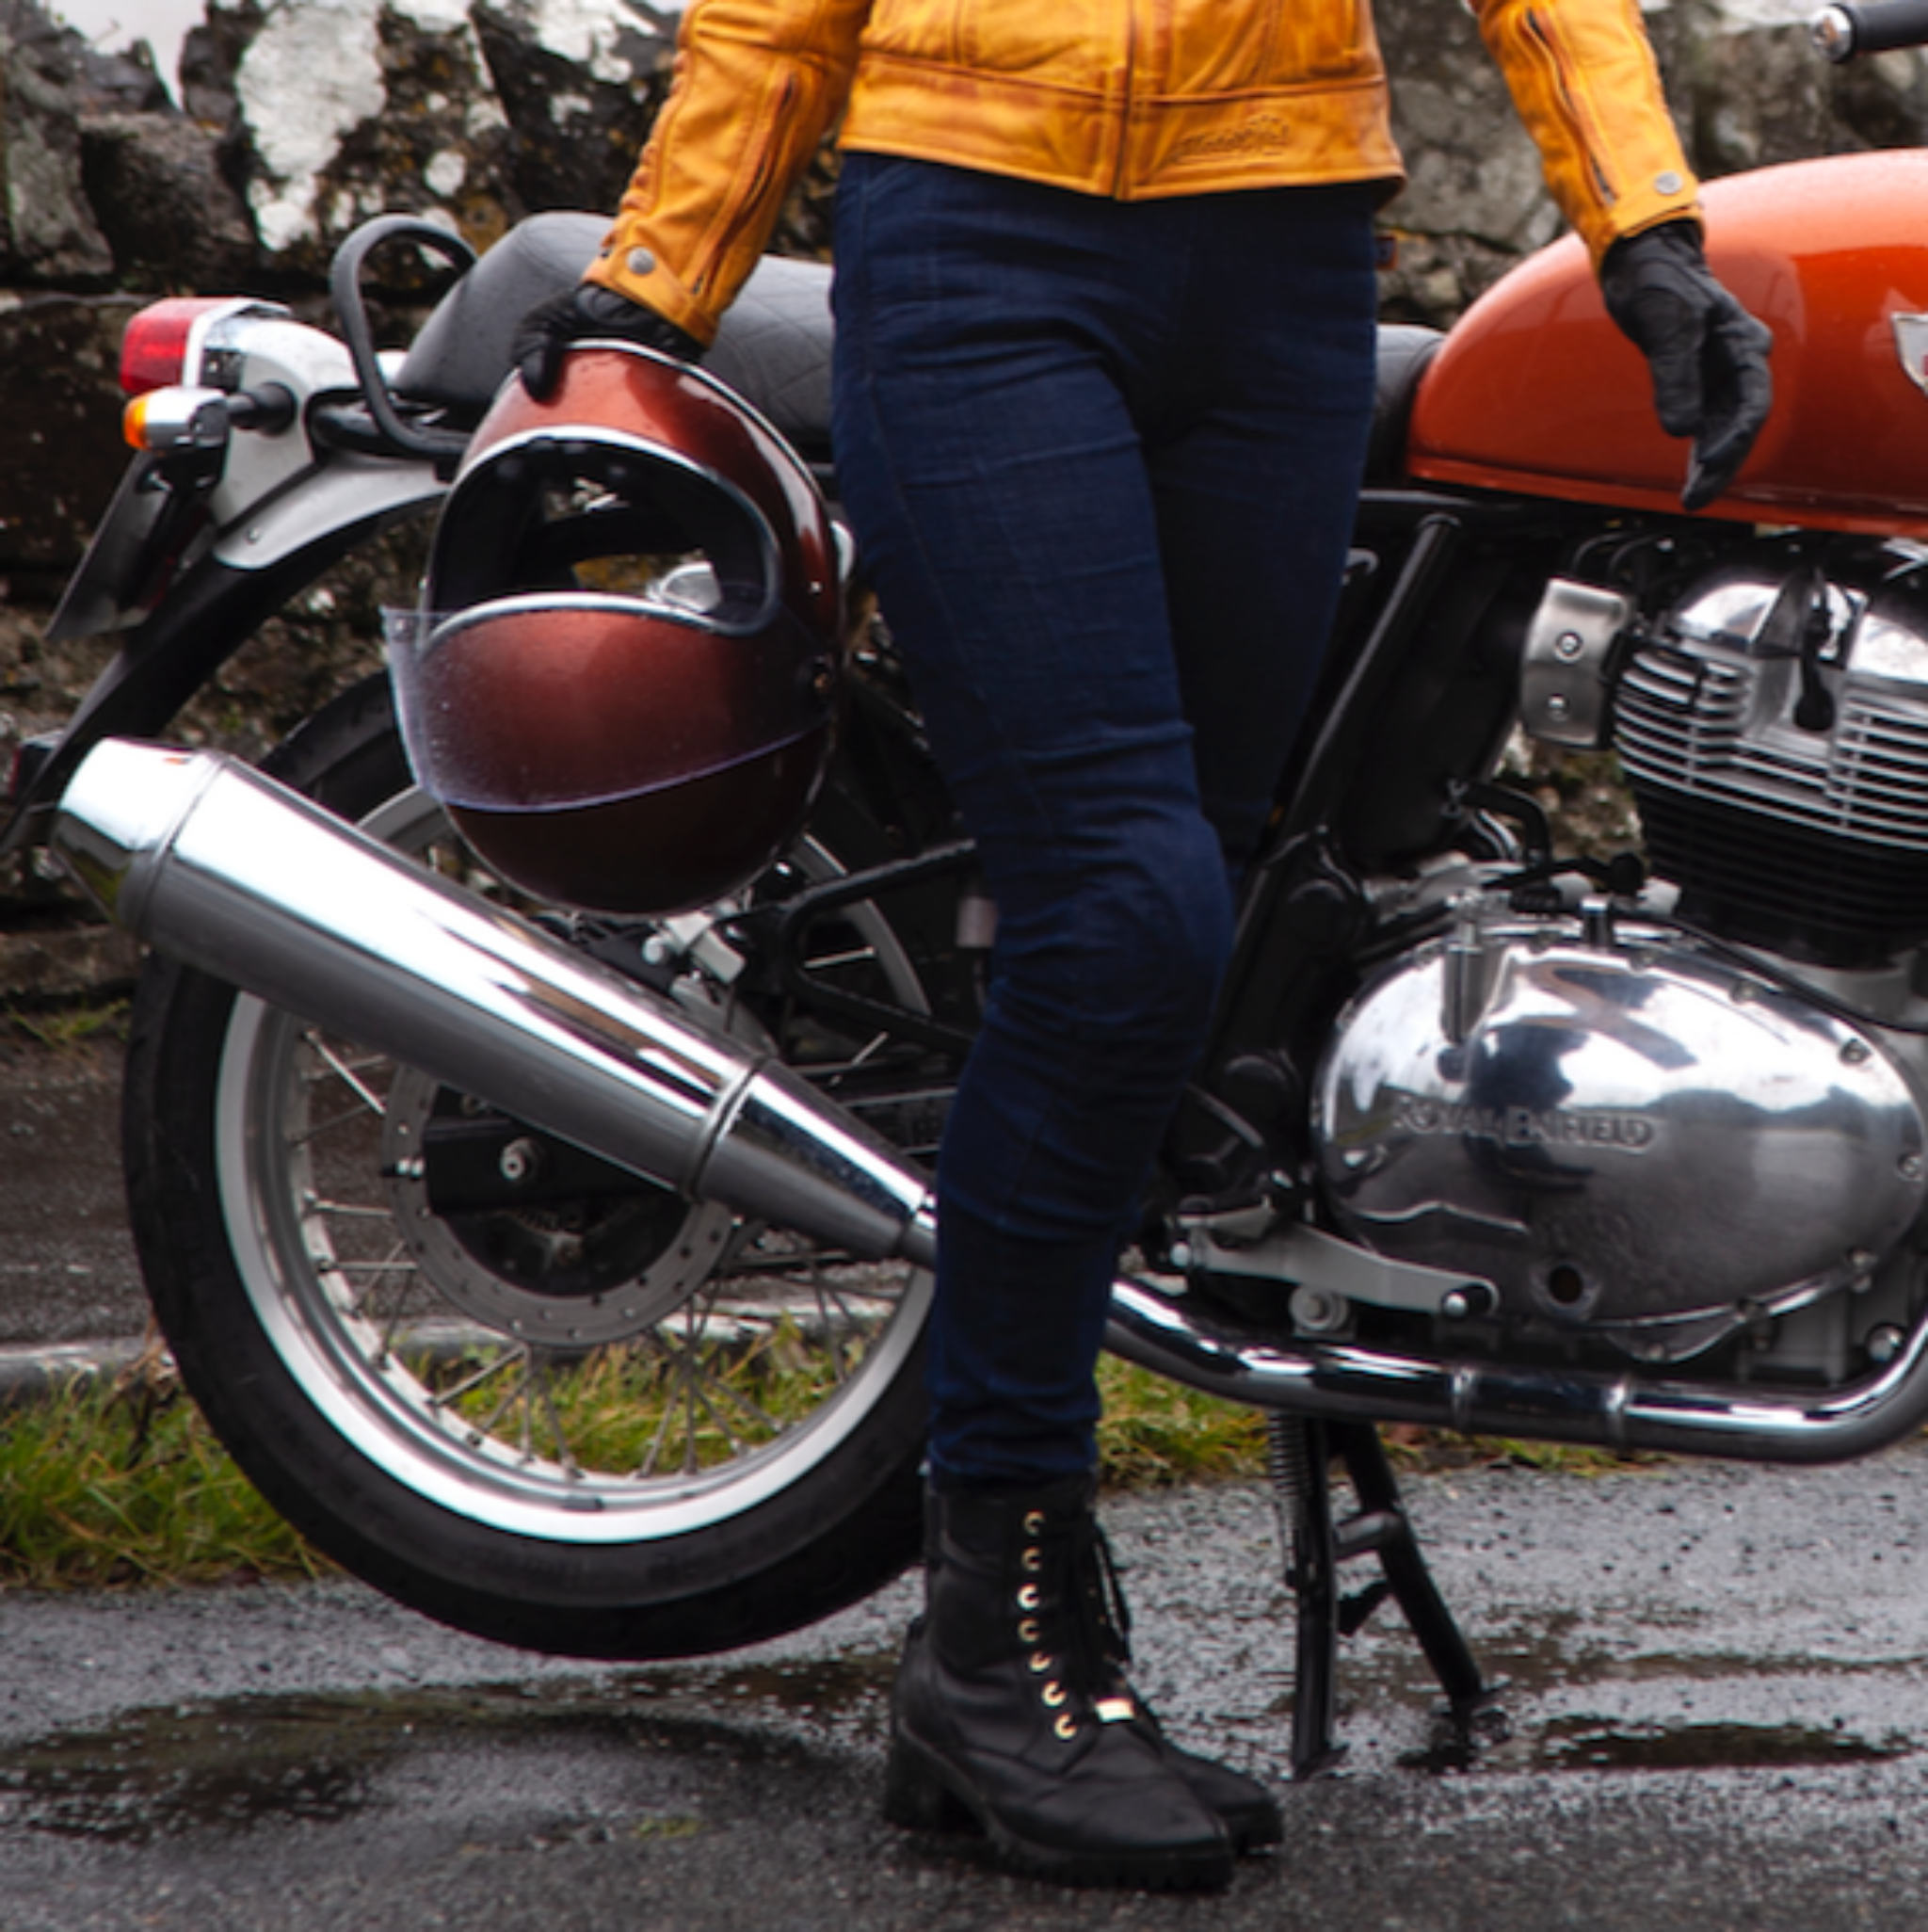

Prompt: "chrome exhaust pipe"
[51,742,1928,1466]
[51,740,937,1269]
[1106,1277,1928,1465]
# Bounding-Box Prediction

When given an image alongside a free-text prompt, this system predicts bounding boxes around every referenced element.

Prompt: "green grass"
[1093,1359,1273,1487]
[426,1317,866,1481]
[0,1351,1648,1593]
[1091,1360,1652,1485]
[0,1359,328,1590]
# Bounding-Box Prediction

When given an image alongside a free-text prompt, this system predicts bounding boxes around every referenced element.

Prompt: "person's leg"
[1144,186,1380,878]
[833,166,1378,1486]
[832,158,1245,1885]
[832,157,1239,1494]
[829,158,1376,1887]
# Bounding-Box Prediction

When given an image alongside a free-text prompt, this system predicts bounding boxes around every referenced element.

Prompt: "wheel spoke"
[299,1032,390,1119]
[370,1249,420,1356]
[529,1360,583,1477]
[634,1362,683,1479]
[463,1354,536,1446]
[656,1328,785,1440]
[802,943,879,974]
[426,1347,524,1412]
[808,1269,869,1384]
[684,1380,747,1465]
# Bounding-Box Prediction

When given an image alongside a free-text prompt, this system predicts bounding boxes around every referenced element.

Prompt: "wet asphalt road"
[7,1459,1928,1929]
[8,1048,1928,1925]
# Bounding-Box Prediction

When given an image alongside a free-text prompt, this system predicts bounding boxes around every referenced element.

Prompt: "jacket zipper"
[1520,8,1617,207]
[693,70,801,295]
[1113,0,1140,196]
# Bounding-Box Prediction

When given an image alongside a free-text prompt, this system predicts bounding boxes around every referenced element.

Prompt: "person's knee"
[1034,829,1235,1057]
[1107,855,1235,1041]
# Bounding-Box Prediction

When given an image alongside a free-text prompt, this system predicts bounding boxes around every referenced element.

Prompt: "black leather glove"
[1599,221,1773,513]
[513,282,704,399]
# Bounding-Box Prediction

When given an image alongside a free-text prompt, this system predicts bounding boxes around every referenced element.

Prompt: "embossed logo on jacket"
[1169,115,1297,163]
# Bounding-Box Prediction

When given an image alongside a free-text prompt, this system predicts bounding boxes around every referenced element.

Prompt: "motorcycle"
[18,0,1928,1781]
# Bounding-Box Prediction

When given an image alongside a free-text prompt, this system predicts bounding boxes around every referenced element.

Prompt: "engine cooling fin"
[1615,557,1928,967]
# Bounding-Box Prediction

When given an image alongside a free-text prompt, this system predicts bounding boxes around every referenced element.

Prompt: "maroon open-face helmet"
[394,343,844,915]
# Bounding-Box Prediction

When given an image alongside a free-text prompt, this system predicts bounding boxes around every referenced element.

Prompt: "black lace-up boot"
[882,1477,1245,1888]
[1070,1499,1284,1853]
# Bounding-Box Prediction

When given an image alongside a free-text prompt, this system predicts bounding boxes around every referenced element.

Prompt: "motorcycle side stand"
[1266,1415,1503,1779]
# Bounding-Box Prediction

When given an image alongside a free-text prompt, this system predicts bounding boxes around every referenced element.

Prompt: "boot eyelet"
[1023,1510,1045,1535]
[1017,1585,1040,1611]
[1020,1547,1042,1572]
[1017,1618,1039,1644]
[1053,1712,1077,1741]
[1028,1651,1052,1673]
[1041,1682,1067,1708]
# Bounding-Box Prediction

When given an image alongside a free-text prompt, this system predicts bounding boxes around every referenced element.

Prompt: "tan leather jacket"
[586,0,1701,346]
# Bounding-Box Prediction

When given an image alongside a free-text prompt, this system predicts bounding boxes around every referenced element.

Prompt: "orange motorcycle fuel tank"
[1406,152,1928,539]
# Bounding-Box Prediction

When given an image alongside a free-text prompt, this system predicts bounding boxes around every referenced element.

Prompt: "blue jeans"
[830,155,1377,1487]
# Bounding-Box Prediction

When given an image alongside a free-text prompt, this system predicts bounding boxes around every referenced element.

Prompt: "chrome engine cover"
[1312,918,1928,1360]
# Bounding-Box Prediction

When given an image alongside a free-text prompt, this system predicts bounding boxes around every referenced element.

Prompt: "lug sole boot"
[881,1479,1244,1889]
[1069,1504,1284,1852]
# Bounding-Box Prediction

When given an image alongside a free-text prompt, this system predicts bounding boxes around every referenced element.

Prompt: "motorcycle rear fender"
[207,448,442,572]
[50,314,415,643]
[4,479,441,860]
[51,445,441,643]
[44,450,183,645]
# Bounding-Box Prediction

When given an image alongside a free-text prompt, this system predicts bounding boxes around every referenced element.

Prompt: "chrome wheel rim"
[213,784,935,1544]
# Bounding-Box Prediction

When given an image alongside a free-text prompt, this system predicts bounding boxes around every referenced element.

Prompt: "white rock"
[237,0,385,255]
[520,0,658,85]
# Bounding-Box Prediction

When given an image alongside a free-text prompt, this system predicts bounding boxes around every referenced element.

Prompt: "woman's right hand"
[513,283,704,398]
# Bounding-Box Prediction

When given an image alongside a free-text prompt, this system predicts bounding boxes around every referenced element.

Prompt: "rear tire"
[122,675,955,1657]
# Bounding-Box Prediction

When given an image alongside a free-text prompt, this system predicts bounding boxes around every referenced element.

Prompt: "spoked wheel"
[123,676,959,1656]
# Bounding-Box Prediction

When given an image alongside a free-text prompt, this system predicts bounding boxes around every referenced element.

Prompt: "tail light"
[119,298,300,451]
[120,298,236,396]
[118,296,281,397]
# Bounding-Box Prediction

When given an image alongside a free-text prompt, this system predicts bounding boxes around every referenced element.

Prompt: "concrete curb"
[0,1337,155,1408]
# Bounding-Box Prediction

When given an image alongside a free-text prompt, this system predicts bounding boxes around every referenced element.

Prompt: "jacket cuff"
[1587,179,1705,262]
[583,237,723,348]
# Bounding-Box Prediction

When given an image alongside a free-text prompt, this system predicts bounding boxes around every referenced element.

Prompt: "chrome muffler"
[49,739,1928,1465]
[50,740,939,1269]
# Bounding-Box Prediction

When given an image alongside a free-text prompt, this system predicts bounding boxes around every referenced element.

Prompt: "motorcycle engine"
[1311,548,1928,1366]
[1616,555,1928,967]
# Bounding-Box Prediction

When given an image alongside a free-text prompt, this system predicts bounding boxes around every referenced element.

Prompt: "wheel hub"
[380,1065,735,1347]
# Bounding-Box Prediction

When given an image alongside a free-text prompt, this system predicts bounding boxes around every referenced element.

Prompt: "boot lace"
[1070,1514,1140,1720]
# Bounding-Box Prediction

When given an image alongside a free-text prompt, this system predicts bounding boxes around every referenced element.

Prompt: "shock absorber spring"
[1266,1413,1313,1545]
